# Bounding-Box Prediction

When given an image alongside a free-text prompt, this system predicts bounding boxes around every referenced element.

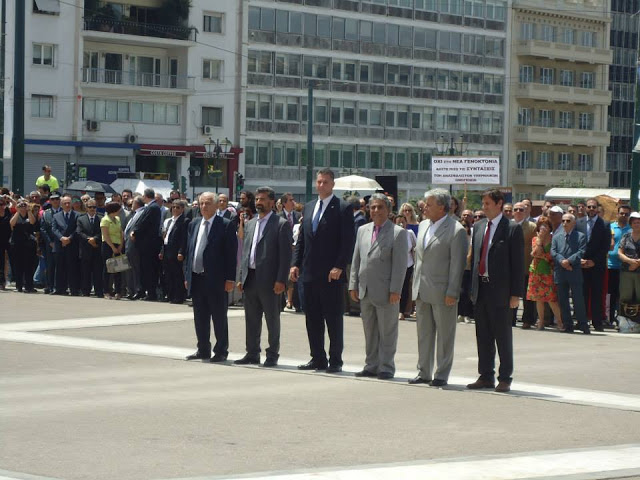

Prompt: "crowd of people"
[1,165,639,390]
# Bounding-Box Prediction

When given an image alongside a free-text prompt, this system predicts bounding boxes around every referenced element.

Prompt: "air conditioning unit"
[203,125,213,135]
[86,120,99,131]
[126,134,138,143]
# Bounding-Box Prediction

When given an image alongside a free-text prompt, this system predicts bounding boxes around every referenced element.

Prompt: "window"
[465,0,484,17]
[540,24,556,42]
[332,60,357,81]
[538,109,554,127]
[289,11,303,34]
[521,23,535,40]
[578,154,592,171]
[274,97,299,121]
[303,56,329,78]
[518,107,532,126]
[486,0,506,20]
[373,23,386,44]
[560,70,574,87]
[304,13,317,36]
[277,10,290,33]
[399,26,412,47]
[540,67,554,85]
[558,111,574,129]
[560,28,575,45]
[580,72,595,89]
[31,94,53,118]
[537,151,553,169]
[202,106,222,127]
[517,150,532,169]
[414,67,436,88]
[360,21,372,42]
[440,31,461,52]
[247,50,272,74]
[485,38,503,57]
[464,35,484,55]
[33,0,60,14]
[557,152,572,170]
[483,74,502,94]
[438,70,459,90]
[345,19,359,41]
[315,99,328,123]
[84,98,179,125]
[415,0,437,11]
[519,65,533,83]
[203,59,222,80]
[260,8,275,31]
[330,100,355,125]
[580,31,597,47]
[275,54,300,76]
[387,24,399,46]
[203,13,223,33]
[317,15,331,37]
[248,7,260,30]
[33,43,54,66]
[578,112,593,130]
[387,64,410,86]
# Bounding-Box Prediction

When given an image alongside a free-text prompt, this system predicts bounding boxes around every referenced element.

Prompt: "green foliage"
[159,0,192,25]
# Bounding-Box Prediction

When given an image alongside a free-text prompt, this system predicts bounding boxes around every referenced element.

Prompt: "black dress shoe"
[430,379,448,387]
[263,358,278,368]
[581,328,591,334]
[126,294,136,300]
[355,369,377,378]
[594,326,604,332]
[52,291,68,296]
[234,355,260,365]
[560,328,574,334]
[298,360,327,370]
[408,376,430,385]
[326,365,342,373]
[144,295,158,302]
[185,351,210,361]
[377,372,394,380]
[133,292,145,300]
[210,354,228,363]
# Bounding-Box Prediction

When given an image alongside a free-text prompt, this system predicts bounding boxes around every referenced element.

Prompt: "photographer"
[9,200,38,293]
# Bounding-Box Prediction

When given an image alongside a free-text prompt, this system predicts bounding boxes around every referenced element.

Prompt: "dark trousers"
[10,243,36,291]
[55,246,80,294]
[140,245,160,298]
[474,281,513,384]
[243,269,280,359]
[0,243,8,286]
[43,243,55,291]
[458,269,474,318]
[191,273,229,356]
[81,248,104,296]
[400,265,414,315]
[558,280,588,331]
[513,274,536,325]
[101,244,121,296]
[608,268,620,324]
[162,256,186,303]
[343,263,360,315]
[583,267,605,328]
[303,280,344,367]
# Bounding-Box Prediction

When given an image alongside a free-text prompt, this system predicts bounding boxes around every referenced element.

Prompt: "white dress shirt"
[311,194,334,223]
[163,214,181,245]
[481,213,503,277]
[192,217,212,273]
[249,211,273,269]
[423,214,448,248]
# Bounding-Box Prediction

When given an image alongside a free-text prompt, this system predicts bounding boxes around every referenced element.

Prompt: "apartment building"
[242,0,509,201]
[508,0,613,201]
[3,0,241,195]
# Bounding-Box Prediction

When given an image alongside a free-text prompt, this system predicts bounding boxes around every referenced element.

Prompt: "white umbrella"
[333,175,383,191]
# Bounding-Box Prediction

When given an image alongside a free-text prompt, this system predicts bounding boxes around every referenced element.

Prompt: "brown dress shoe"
[495,381,511,393]
[466,377,495,389]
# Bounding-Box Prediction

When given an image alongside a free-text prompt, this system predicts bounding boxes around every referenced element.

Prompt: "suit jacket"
[470,216,524,306]
[349,220,407,306]
[161,214,190,259]
[76,213,103,259]
[551,228,586,284]
[520,220,537,274]
[353,211,368,234]
[279,209,301,228]
[40,207,60,248]
[132,200,161,249]
[184,215,237,296]
[576,216,611,270]
[51,210,79,254]
[124,207,144,253]
[412,215,468,305]
[293,195,354,283]
[240,213,292,287]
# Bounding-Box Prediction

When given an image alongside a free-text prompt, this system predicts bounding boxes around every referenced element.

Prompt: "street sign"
[432,156,500,185]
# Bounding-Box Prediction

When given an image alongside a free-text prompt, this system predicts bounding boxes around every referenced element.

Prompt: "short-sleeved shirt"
[609,222,631,269]
[35,175,59,192]
[619,232,640,273]
[100,215,122,245]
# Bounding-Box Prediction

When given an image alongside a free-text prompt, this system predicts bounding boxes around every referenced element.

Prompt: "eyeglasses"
[86,206,97,209]
[561,219,572,223]
[619,212,629,216]
[586,205,597,210]
[172,206,183,209]
[474,215,485,219]
[513,208,524,212]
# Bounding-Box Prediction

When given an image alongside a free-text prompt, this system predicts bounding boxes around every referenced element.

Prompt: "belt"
[479,276,490,283]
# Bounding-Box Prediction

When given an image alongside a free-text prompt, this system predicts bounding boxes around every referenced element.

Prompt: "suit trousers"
[10,243,36,291]
[457,269,474,318]
[55,246,80,294]
[125,246,141,295]
[474,281,513,383]
[43,243,55,291]
[162,256,186,303]
[101,244,121,296]
[191,273,229,356]
[400,266,414,315]
[343,264,360,315]
[243,269,280,359]
[81,247,104,296]
[360,297,399,375]
[608,269,620,323]
[0,243,8,286]
[513,274,535,325]
[583,267,605,328]
[416,298,457,382]
[303,280,344,366]
[557,280,588,331]
[140,242,160,298]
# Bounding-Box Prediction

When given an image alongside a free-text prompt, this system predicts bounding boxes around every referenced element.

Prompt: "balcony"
[514,40,612,65]
[515,83,611,105]
[83,18,196,47]
[81,68,195,93]
[511,168,609,187]
[512,126,610,146]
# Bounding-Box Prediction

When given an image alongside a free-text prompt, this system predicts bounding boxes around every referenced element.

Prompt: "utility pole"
[305,81,314,202]
[629,10,640,211]
[11,0,25,194]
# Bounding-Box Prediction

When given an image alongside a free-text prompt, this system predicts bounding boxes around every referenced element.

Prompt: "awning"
[34,0,60,13]
[137,144,201,157]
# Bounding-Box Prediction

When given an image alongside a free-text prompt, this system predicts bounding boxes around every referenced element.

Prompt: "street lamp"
[435,135,468,195]
[204,137,231,193]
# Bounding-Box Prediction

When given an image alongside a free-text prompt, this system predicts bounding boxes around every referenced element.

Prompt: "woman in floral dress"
[527,216,563,330]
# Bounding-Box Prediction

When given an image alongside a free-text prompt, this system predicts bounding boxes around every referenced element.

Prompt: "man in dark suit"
[576,198,611,331]
[40,192,61,294]
[130,188,162,301]
[279,192,301,228]
[236,187,292,367]
[51,195,81,296]
[216,193,237,222]
[123,196,145,299]
[345,195,368,316]
[160,199,189,304]
[290,168,355,373]
[184,192,237,362]
[551,213,589,334]
[467,189,523,393]
[76,199,103,297]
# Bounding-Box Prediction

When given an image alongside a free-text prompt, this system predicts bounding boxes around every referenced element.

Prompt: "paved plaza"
[1,291,639,480]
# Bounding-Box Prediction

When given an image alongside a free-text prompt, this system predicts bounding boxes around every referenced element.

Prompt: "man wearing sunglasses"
[576,198,611,332]
[76,199,104,298]
[608,205,632,326]
[513,202,536,328]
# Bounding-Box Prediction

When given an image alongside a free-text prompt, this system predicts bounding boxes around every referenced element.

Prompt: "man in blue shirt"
[608,205,632,326]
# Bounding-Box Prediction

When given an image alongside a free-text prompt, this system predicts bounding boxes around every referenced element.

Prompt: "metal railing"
[83,18,196,42]
[82,68,195,90]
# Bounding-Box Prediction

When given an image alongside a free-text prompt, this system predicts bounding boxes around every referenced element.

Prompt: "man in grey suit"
[349,194,408,380]
[123,196,145,299]
[236,187,292,367]
[409,189,468,387]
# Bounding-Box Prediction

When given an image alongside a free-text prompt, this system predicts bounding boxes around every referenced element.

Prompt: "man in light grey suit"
[410,189,468,387]
[236,187,292,367]
[349,194,408,380]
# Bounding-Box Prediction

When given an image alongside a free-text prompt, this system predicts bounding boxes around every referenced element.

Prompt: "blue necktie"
[312,200,323,234]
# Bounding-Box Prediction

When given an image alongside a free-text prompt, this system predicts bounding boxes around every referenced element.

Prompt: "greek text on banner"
[431,156,500,185]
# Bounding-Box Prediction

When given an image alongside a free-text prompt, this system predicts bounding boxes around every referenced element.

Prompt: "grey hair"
[347,195,361,210]
[199,191,217,203]
[563,213,576,222]
[424,188,451,213]
[369,193,391,211]
[143,188,155,199]
[132,196,145,208]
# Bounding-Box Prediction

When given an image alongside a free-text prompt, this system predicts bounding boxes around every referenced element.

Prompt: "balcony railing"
[82,68,195,90]
[83,18,196,42]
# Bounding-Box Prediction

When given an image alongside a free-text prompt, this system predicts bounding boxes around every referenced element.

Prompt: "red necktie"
[478,220,492,276]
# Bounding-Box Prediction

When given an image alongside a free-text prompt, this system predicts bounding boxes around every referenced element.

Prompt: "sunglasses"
[562,219,572,223]
[619,212,629,216]
[513,208,524,212]
[586,205,598,210]
[474,215,485,219]
[86,206,97,209]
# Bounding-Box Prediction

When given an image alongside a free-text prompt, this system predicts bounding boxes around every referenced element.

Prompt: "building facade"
[508,0,613,201]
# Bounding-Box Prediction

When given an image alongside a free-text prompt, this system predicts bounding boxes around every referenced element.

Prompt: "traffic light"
[235,172,244,193]
[180,175,187,193]
[66,162,79,184]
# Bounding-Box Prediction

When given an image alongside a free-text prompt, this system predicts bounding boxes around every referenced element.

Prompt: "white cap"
[549,206,564,214]
[629,212,640,220]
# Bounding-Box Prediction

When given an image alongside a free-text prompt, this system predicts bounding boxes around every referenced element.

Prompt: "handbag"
[105,254,130,274]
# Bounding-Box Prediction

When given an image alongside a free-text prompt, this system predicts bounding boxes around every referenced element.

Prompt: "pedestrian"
[100,202,124,300]
[130,188,162,301]
[617,212,640,311]
[160,200,189,304]
[52,195,81,296]
[76,199,104,297]
[35,164,59,193]
[609,205,632,325]
[9,200,38,293]
[513,202,537,328]
[0,196,12,290]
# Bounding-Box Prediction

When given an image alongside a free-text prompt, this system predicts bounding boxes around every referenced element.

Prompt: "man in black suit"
[279,192,301,228]
[160,200,189,304]
[467,189,524,393]
[184,192,237,362]
[290,168,355,373]
[236,187,292,367]
[76,199,104,297]
[216,193,237,222]
[576,198,611,331]
[51,195,81,296]
[130,188,162,301]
